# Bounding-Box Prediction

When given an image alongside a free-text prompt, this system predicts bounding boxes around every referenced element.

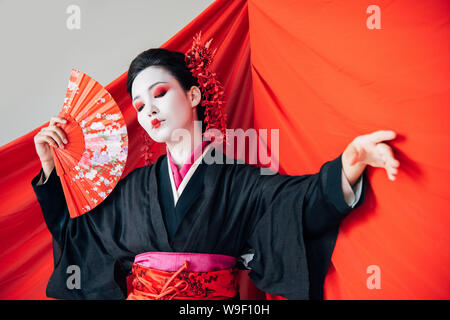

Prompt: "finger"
[387,168,397,181]
[382,149,400,168]
[386,161,399,179]
[36,134,58,149]
[387,165,398,175]
[48,125,68,144]
[387,157,400,168]
[49,116,67,126]
[41,128,65,148]
[369,130,396,143]
[376,143,396,165]
[44,137,58,149]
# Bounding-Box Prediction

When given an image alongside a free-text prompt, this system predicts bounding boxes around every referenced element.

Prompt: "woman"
[32,47,399,300]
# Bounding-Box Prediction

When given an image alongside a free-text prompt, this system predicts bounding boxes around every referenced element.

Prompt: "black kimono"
[31,145,366,300]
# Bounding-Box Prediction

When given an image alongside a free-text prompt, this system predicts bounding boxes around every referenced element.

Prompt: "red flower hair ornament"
[185,32,228,145]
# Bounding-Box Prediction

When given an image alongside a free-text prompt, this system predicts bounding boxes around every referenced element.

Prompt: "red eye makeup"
[135,103,144,112]
[133,84,169,112]
[153,85,168,98]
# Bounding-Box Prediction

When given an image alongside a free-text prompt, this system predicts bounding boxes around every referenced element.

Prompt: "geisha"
[31,39,399,300]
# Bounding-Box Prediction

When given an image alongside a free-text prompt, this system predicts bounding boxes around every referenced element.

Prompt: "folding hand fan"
[50,68,128,218]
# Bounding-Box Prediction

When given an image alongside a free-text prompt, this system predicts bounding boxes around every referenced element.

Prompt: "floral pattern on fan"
[51,68,128,218]
[75,113,128,210]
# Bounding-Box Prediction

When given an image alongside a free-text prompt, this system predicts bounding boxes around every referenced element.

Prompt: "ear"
[188,86,202,108]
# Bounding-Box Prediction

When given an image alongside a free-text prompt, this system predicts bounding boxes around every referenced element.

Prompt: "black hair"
[126,48,205,133]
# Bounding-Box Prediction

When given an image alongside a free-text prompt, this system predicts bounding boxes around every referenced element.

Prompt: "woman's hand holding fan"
[34,116,69,180]
[33,69,129,218]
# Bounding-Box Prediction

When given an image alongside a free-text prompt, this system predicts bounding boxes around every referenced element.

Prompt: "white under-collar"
[167,143,214,206]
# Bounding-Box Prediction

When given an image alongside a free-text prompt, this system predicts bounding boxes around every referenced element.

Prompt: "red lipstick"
[151,118,162,128]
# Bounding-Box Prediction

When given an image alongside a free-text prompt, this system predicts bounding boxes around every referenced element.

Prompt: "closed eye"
[155,91,166,98]
[153,86,168,98]
[134,102,145,112]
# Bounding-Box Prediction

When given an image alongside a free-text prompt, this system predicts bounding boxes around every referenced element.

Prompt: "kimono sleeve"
[30,165,149,299]
[245,153,367,300]
[31,167,69,247]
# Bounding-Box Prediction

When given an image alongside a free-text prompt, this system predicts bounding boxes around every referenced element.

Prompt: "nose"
[145,103,159,117]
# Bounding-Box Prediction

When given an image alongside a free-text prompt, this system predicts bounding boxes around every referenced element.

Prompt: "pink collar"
[166,140,211,189]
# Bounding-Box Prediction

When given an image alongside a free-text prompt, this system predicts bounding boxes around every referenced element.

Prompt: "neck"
[165,120,204,170]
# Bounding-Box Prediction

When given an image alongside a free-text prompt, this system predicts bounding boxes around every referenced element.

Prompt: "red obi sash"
[127,252,239,300]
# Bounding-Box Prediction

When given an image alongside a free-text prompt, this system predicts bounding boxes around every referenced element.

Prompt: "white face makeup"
[131,66,197,143]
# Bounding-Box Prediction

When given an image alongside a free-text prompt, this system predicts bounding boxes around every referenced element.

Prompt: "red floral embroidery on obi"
[127,261,238,300]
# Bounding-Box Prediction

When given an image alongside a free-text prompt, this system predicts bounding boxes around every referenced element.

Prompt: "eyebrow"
[132,81,167,102]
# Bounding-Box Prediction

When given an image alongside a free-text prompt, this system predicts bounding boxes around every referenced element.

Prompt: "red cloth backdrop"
[0,0,448,299]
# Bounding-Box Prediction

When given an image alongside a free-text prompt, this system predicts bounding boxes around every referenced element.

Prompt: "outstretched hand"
[342,130,400,185]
